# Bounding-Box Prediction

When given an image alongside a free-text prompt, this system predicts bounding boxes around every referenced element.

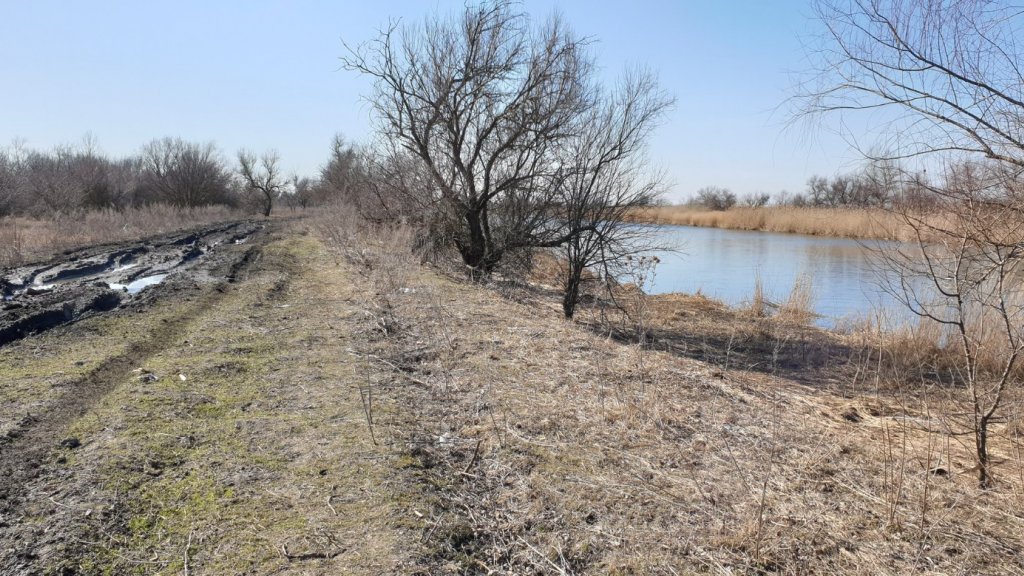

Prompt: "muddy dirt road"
[0,218,434,574]
[0,220,309,573]
[1,221,262,347]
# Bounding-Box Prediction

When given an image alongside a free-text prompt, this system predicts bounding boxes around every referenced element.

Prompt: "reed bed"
[628,205,908,240]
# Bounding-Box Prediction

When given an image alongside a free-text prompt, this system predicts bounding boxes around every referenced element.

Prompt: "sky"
[0,1,867,203]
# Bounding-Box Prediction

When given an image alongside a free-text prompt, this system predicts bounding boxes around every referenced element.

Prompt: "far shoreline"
[626,205,906,241]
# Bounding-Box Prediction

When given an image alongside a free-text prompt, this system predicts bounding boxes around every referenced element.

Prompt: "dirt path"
[0,223,418,574]
[0,222,267,500]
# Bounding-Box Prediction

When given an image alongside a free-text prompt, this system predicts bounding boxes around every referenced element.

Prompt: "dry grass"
[302,216,1024,573]
[629,205,909,240]
[0,204,243,267]
[387,257,1024,573]
[776,272,817,326]
[9,212,1021,573]
[746,271,769,319]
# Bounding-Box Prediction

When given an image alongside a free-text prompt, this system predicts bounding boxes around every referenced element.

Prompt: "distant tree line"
[0,136,375,218]
[690,160,937,210]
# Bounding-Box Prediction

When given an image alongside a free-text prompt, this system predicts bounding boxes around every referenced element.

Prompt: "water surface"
[646,225,904,327]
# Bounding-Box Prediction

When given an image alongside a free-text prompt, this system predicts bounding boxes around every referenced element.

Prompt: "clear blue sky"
[0,1,863,202]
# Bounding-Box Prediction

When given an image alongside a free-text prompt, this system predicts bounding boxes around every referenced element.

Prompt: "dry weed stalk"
[881,419,909,532]
[777,272,816,325]
[360,358,378,445]
[753,374,782,563]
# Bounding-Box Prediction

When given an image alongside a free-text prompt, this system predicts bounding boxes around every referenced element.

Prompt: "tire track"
[0,240,266,518]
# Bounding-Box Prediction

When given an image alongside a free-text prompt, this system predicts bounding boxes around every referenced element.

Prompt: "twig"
[463,439,483,474]
[518,536,569,575]
[184,529,194,576]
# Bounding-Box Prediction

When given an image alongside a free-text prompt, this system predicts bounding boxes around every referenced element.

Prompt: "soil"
[0,221,262,347]
[0,220,279,574]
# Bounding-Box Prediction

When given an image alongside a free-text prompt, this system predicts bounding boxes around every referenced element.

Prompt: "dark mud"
[0,221,262,347]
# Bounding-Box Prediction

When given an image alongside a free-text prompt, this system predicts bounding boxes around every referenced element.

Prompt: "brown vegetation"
[315,215,1024,574]
[627,205,907,240]
[2,214,1023,573]
[0,204,243,268]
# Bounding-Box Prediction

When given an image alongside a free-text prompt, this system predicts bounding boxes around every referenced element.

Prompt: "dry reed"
[777,272,817,325]
[628,205,907,240]
[746,271,768,318]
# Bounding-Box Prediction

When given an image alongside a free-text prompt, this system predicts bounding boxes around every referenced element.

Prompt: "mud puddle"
[107,274,169,295]
[0,221,262,346]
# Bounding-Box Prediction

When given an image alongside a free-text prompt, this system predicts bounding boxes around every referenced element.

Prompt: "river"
[645,225,907,327]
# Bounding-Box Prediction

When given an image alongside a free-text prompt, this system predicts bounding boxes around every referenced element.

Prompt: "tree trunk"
[977,415,991,489]
[263,193,273,217]
[562,262,583,319]
[461,208,491,277]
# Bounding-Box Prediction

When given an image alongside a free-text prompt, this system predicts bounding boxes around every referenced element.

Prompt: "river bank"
[627,205,906,241]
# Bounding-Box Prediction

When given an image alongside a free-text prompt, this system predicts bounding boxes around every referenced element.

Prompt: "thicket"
[0,136,375,219]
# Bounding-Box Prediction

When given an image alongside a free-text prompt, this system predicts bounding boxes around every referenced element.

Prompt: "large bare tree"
[802,0,1024,487]
[342,1,595,274]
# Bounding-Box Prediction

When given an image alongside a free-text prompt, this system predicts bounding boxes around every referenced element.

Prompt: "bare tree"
[20,147,81,216]
[317,135,362,206]
[741,192,771,208]
[877,165,1024,488]
[360,142,439,222]
[316,136,423,220]
[238,150,287,217]
[0,150,18,217]
[802,0,1024,487]
[342,1,594,275]
[558,70,672,318]
[695,186,736,210]
[288,175,315,210]
[141,138,234,208]
[802,0,1024,167]
[106,157,145,209]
